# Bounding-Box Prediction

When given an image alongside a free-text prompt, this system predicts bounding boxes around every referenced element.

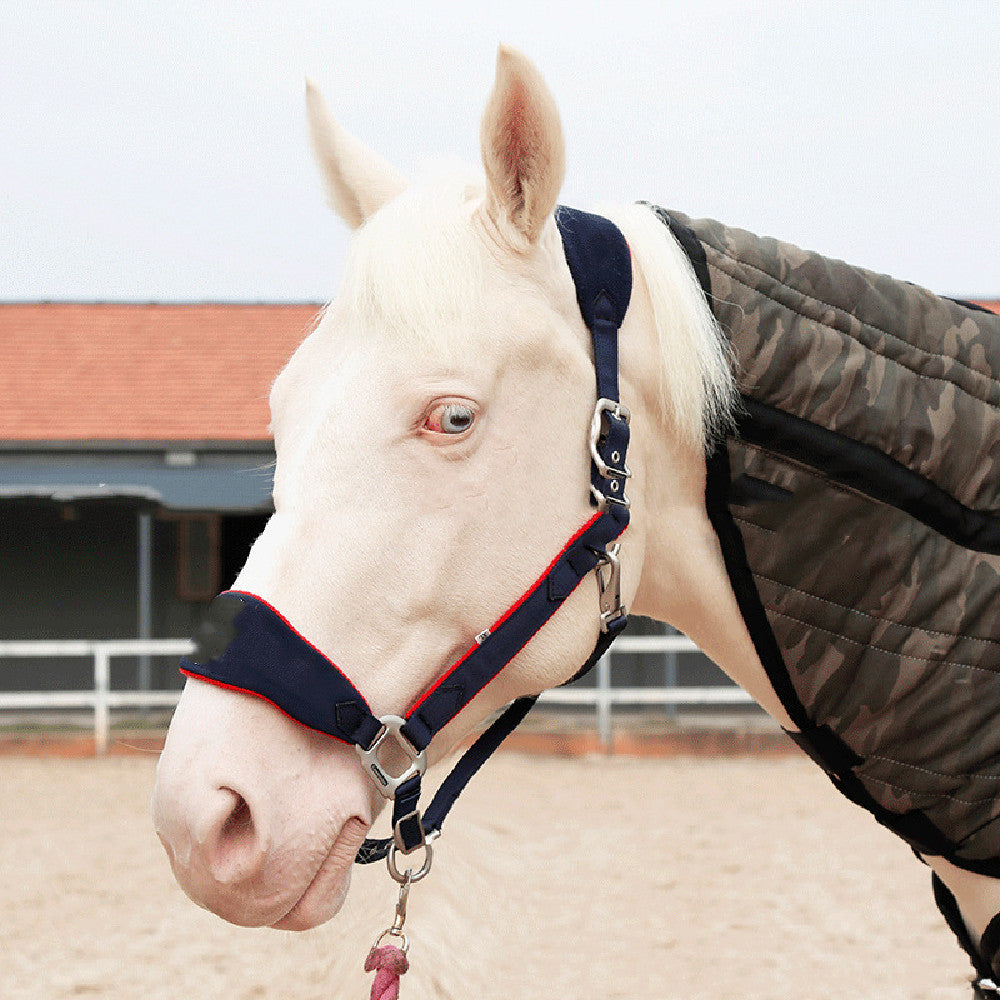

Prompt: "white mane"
[604,202,737,450]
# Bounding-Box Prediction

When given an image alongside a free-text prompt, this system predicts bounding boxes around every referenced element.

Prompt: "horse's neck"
[621,255,797,730]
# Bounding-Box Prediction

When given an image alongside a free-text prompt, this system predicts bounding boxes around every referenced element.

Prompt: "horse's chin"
[270,816,369,931]
[270,867,352,931]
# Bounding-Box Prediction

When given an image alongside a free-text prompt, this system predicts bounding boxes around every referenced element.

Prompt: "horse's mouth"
[271,816,370,931]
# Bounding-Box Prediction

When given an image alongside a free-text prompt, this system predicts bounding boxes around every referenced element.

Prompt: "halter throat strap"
[179,205,632,863]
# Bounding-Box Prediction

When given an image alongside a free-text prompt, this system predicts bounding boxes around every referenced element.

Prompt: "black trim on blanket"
[738,397,1000,556]
[704,443,812,734]
[932,873,994,981]
[947,296,995,316]
[661,200,812,738]
[652,204,714,304]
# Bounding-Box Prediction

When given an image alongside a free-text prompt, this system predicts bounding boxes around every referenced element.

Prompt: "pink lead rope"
[365,944,409,1000]
[365,868,416,999]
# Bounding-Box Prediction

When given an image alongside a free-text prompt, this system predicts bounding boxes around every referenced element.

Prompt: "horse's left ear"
[480,46,566,251]
[305,78,407,229]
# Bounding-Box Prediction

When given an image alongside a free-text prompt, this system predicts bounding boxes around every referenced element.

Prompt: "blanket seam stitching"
[763,605,1000,676]
[860,771,997,806]
[865,754,1000,784]
[749,565,1000,650]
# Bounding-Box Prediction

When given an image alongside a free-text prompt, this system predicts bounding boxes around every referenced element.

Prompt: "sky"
[1,1,998,302]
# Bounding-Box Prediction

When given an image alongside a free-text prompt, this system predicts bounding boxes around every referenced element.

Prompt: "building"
[1,302,320,693]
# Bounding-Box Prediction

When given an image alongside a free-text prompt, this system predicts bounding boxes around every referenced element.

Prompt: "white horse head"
[152,46,740,932]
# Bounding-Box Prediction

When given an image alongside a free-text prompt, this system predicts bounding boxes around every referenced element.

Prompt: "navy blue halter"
[180,206,633,865]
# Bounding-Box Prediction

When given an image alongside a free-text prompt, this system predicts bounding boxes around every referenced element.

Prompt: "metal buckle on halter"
[594,543,627,631]
[589,398,631,509]
[589,398,632,480]
[356,715,427,799]
[977,979,1000,996]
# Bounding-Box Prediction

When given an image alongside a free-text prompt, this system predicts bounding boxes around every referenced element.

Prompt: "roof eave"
[0,439,275,453]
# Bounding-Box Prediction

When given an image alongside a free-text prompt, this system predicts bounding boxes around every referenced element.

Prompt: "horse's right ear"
[305,79,407,229]
[480,46,566,251]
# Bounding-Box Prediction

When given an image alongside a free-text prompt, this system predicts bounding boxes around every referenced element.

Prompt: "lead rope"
[365,844,434,999]
[365,944,407,1000]
[365,879,411,999]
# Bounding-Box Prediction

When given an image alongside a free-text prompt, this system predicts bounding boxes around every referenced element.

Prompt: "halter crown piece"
[179,206,633,872]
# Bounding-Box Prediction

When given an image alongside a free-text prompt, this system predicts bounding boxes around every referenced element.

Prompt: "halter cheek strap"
[179,205,633,865]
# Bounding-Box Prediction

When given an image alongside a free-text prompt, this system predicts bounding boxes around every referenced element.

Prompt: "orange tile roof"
[974,300,1000,314]
[1,303,322,442]
[2,299,997,444]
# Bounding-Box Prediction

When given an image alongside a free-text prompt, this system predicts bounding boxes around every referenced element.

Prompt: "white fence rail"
[0,640,193,753]
[0,634,752,753]
[538,634,752,746]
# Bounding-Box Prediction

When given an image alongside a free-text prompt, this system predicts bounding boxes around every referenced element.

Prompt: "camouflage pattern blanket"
[657,207,1000,874]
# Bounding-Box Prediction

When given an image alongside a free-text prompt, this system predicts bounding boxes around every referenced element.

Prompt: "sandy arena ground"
[0,750,978,999]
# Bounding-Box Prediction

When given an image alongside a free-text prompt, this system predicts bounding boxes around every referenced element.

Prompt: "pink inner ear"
[502,99,539,214]
[500,80,530,158]
[481,48,565,247]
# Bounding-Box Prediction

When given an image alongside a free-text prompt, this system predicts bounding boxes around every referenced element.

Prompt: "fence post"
[597,653,612,751]
[137,511,153,709]
[664,627,678,718]
[94,646,110,755]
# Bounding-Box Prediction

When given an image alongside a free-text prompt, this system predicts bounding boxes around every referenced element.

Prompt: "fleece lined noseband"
[180,206,633,867]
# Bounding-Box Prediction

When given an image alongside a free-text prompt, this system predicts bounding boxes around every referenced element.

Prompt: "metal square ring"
[356,715,427,799]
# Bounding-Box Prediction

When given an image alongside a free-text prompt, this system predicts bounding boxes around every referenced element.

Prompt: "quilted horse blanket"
[655,206,1000,875]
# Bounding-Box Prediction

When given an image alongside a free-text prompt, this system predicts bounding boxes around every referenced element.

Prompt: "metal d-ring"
[387,836,435,884]
[373,925,410,954]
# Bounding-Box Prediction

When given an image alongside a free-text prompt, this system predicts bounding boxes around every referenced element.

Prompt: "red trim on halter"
[187,511,617,744]
[406,510,606,718]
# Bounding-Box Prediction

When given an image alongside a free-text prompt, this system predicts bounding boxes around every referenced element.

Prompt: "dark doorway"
[219,513,270,590]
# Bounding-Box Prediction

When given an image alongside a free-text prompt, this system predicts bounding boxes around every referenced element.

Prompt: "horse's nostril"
[208,787,266,883]
[220,790,253,843]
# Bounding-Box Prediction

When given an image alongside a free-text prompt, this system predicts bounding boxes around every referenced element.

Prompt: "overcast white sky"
[2,1,998,301]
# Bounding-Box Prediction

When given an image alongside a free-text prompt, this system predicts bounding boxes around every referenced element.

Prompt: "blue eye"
[424,401,476,435]
[441,404,475,433]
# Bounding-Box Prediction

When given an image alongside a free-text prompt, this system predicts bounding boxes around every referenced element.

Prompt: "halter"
[179,206,633,869]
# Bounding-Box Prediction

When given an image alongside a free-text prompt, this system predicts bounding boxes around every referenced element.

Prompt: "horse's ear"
[305,79,407,229]
[480,46,566,250]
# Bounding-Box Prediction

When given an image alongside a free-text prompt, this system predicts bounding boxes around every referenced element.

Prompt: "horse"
[151,46,1000,995]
